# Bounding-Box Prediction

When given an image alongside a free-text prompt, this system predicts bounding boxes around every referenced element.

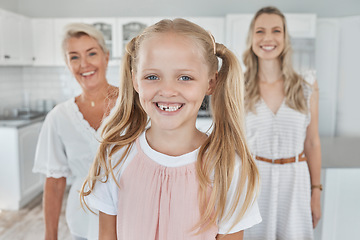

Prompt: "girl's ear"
[132,71,139,93]
[206,72,217,95]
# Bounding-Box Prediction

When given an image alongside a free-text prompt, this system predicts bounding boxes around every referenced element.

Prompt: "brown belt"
[255,151,307,164]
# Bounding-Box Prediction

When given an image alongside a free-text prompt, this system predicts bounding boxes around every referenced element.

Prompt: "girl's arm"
[99,211,117,240]
[43,177,66,240]
[304,80,322,228]
[216,230,244,240]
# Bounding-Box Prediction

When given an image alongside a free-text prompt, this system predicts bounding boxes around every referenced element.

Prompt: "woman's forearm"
[43,177,66,240]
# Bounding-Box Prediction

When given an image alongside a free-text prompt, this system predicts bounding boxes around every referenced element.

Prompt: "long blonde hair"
[243,6,308,113]
[81,18,259,233]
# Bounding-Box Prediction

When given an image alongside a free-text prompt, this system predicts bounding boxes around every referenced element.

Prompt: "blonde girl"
[243,6,322,240]
[81,18,261,240]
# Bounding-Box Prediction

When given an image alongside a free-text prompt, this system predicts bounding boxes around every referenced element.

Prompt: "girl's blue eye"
[179,76,191,81]
[256,30,264,34]
[70,56,79,60]
[146,75,158,80]
[274,30,281,33]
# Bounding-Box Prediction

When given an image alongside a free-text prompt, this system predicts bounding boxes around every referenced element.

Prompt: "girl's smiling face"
[132,32,215,132]
[252,13,285,61]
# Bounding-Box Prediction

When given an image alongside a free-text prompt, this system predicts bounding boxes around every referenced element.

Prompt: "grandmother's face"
[65,35,109,91]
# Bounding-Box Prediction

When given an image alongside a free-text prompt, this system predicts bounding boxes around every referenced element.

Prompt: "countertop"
[0,115,46,128]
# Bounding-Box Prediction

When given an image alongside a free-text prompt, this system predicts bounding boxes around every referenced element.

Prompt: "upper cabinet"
[32,18,55,66]
[0,9,23,65]
[116,17,154,58]
[0,9,34,66]
[83,18,120,66]
[53,18,82,66]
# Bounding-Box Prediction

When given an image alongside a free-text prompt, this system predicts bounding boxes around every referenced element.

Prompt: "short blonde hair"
[62,23,109,60]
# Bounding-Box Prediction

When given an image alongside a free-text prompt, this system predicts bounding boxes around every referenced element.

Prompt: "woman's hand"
[311,188,322,228]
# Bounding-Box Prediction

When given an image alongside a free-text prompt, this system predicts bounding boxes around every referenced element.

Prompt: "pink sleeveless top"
[116,140,218,239]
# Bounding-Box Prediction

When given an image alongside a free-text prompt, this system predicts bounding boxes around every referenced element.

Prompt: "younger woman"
[81,18,261,240]
[243,6,322,240]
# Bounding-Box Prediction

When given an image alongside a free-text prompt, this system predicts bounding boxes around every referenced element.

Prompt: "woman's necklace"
[90,101,95,107]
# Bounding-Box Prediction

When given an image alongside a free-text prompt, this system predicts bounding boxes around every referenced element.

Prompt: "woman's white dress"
[33,98,101,239]
[244,74,315,240]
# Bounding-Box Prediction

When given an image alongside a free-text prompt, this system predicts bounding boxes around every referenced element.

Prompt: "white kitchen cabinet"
[116,17,154,58]
[187,17,225,44]
[225,14,253,66]
[0,121,43,210]
[32,18,55,66]
[20,15,34,65]
[0,9,22,65]
[225,14,317,67]
[54,18,83,66]
[83,18,120,66]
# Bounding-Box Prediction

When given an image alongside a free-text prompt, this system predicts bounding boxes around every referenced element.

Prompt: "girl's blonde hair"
[243,6,308,113]
[81,18,259,233]
[62,23,109,61]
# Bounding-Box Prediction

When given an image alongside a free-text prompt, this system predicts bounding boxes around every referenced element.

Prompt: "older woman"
[33,23,118,240]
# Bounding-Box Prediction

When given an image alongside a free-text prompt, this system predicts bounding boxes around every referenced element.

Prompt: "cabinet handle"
[4,55,10,59]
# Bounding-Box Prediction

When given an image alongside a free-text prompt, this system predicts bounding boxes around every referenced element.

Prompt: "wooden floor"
[0,190,71,240]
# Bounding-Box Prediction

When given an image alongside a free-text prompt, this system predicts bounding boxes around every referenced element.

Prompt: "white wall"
[336,16,360,136]
[8,0,360,18]
[0,67,23,114]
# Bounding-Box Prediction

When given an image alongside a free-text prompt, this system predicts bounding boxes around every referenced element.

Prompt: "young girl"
[81,18,261,240]
[243,6,322,240]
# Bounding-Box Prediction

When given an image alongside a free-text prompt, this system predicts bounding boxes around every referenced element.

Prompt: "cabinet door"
[285,14,317,38]
[225,14,253,67]
[18,122,43,202]
[32,18,55,66]
[1,10,22,65]
[83,18,119,66]
[54,18,82,66]
[20,15,34,65]
[0,10,4,65]
[116,18,154,58]
[187,17,225,44]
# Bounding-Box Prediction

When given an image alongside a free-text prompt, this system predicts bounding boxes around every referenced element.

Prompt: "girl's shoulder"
[106,141,138,179]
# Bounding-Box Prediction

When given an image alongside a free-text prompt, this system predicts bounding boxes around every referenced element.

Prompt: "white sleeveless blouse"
[245,73,315,159]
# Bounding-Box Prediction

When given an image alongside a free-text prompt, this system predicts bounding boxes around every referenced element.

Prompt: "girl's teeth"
[82,71,95,76]
[157,103,182,112]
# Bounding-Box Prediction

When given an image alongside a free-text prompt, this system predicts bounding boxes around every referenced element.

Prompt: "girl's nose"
[159,80,177,97]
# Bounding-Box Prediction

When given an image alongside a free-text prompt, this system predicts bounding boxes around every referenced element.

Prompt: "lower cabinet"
[0,121,43,210]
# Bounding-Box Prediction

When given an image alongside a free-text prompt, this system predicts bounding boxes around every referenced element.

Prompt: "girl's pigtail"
[196,41,259,233]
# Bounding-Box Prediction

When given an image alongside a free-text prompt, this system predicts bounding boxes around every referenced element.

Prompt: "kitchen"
[0,0,360,239]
